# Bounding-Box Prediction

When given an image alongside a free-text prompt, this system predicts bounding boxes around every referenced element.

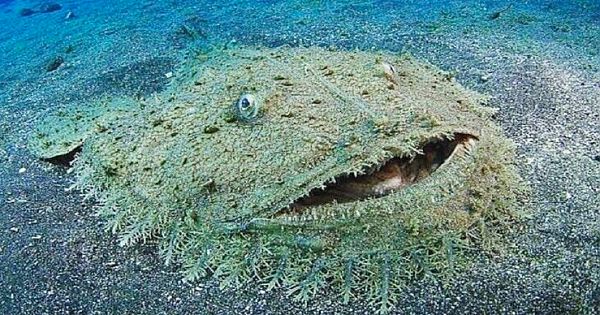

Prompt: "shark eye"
[382,62,395,74]
[382,62,396,81]
[381,61,398,83]
[235,93,260,122]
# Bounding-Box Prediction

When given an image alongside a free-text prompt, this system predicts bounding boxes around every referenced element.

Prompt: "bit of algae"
[29,46,526,313]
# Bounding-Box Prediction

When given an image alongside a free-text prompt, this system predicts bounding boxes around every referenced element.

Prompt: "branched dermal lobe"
[30,46,526,313]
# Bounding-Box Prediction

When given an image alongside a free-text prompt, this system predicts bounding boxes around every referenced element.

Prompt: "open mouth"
[43,146,82,167]
[282,133,477,213]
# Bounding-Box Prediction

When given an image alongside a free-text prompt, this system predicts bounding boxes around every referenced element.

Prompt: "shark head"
[30,46,525,311]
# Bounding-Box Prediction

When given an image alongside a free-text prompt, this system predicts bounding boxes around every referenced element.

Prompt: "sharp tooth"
[466,138,476,149]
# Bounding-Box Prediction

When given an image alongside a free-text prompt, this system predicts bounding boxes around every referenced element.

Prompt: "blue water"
[0,1,599,314]
[0,1,597,100]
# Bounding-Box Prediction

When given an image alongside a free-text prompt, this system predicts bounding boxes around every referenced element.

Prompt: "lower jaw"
[278,133,477,216]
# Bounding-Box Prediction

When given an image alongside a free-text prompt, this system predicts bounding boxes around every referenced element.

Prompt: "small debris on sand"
[18,2,63,17]
[19,8,35,17]
[489,4,513,20]
[39,3,62,13]
[45,56,64,72]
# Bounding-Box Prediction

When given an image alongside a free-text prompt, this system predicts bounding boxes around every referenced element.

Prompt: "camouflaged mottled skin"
[30,46,525,311]
[29,97,137,159]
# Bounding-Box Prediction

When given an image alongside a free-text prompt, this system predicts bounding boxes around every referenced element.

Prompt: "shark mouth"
[43,146,82,167]
[283,133,477,212]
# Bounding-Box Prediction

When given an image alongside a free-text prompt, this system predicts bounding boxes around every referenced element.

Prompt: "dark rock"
[19,8,35,16]
[45,56,64,72]
[39,2,62,13]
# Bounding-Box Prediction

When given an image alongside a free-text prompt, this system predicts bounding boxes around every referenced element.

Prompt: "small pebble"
[203,125,219,134]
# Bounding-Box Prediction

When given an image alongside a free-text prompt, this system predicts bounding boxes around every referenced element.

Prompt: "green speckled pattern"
[29,46,526,313]
[28,97,138,159]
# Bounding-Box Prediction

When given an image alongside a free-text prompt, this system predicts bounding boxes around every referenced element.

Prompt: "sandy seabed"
[0,0,598,314]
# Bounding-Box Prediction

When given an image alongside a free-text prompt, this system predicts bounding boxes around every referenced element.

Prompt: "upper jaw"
[274,133,478,218]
